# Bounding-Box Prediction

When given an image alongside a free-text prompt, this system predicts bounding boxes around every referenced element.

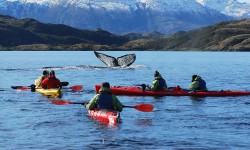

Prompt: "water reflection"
[135,118,153,126]
[189,96,206,102]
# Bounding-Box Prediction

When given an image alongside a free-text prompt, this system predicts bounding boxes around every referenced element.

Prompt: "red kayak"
[95,84,250,97]
[88,109,120,126]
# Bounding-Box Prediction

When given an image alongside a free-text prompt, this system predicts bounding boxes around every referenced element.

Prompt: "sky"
[238,0,250,3]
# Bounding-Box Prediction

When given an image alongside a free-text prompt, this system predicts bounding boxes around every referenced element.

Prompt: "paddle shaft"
[11,81,69,89]
[70,102,86,105]
[51,100,153,112]
[123,105,134,108]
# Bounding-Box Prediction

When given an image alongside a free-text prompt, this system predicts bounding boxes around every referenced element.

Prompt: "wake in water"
[0,65,146,72]
[41,65,146,71]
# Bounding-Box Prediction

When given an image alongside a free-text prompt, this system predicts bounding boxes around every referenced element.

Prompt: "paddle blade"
[61,81,69,86]
[133,104,154,112]
[51,100,73,105]
[70,85,83,91]
[17,87,30,90]
[131,104,154,112]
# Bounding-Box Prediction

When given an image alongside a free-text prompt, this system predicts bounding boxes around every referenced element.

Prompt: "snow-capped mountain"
[196,0,250,18]
[0,0,237,34]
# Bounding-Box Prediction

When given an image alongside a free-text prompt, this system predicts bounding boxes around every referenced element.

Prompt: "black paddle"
[135,84,147,92]
[11,81,69,89]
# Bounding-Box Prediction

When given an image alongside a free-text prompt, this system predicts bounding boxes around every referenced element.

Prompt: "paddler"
[85,82,123,112]
[146,71,167,91]
[189,75,207,91]
[34,70,49,87]
[41,70,62,89]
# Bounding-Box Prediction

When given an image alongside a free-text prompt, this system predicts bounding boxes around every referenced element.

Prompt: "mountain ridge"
[0,15,249,51]
[0,15,128,48]
[0,0,234,34]
[121,19,250,51]
[196,0,250,18]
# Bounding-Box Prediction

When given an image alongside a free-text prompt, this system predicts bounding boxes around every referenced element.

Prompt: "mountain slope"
[196,0,250,18]
[121,19,250,51]
[0,15,128,48]
[0,15,249,51]
[0,0,231,34]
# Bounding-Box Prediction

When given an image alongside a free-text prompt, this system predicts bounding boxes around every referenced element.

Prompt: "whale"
[94,51,136,67]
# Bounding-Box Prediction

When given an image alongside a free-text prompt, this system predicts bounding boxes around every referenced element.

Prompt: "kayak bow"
[36,88,62,98]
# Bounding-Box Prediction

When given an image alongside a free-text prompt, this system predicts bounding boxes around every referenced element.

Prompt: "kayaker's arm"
[85,95,99,110]
[146,84,151,90]
[189,81,199,91]
[148,80,159,91]
[112,95,123,112]
[35,76,43,87]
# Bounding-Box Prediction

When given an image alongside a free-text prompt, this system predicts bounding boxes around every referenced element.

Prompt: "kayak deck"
[95,84,250,97]
[36,88,62,98]
[88,109,120,126]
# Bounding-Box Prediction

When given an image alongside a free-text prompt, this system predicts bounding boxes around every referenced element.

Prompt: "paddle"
[51,100,154,112]
[51,100,86,105]
[122,104,154,112]
[13,84,82,92]
[70,85,83,91]
[11,81,69,90]
[134,84,147,92]
[11,86,31,90]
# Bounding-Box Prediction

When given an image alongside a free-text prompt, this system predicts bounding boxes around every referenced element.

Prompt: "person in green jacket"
[189,75,207,91]
[146,71,167,91]
[85,82,123,112]
[34,70,49,88]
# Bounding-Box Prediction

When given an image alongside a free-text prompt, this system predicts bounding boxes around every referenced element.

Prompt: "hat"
[192,75,197,82]
[43,70,49,75]
[49,70,55,75]
[102,82,110,88]
[154,71,160,77]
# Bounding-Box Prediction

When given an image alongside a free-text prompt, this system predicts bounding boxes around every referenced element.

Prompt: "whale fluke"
[94,51,136,67]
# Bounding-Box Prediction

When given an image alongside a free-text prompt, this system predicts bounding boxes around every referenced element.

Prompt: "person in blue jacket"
[189,75,207,91]
[85,82,123,112]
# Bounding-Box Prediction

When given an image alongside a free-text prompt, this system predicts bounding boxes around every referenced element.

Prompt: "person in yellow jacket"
[34,70,49,87]
[146,71,167,91]
[85,82,123,112]
[189,75,207,91]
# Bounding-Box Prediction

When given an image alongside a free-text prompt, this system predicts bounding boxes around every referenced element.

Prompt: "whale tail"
[94,51,136,67]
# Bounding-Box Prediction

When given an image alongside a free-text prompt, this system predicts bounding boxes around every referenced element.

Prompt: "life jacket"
[41,76,46,81]
[41,76,61,89]
[157,78,166,90]
[198,79,207,90]
[47,77,58,88]
[97,93,113,109]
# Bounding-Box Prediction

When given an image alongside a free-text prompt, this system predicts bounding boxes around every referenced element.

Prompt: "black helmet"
[49,70,55,75]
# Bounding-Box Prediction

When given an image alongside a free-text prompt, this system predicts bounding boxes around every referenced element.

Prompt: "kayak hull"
[95,84,250,97]
[88,109,120,126]
[36,88,62,98]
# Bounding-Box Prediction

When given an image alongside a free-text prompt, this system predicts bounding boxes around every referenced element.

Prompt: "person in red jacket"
[41,70,62,89]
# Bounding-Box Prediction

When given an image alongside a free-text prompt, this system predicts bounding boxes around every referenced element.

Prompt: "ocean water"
[0,51,249,149]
